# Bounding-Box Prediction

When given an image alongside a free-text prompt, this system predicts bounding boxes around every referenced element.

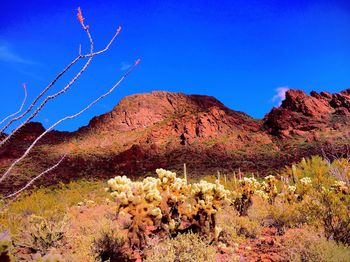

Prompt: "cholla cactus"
[255,190,269,200]
[278,184,299,203]
[283,185,298,203]
[232,177,260,216]
[107,175,163,249]
[300,177,312,185]
[331,180,349,195]
[296,177,313,201]
[106,169,230,252]
[240,177,260,192]
[261,175,279,204]
[279,177,313,203]
[191,179,230,236]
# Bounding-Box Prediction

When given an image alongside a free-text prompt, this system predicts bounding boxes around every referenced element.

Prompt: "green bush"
[280,156,350,243]
[318,187,350,245]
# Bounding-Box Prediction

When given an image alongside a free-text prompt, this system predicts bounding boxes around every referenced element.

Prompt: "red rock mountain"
[0,89,349,194]
[79,91,264,146]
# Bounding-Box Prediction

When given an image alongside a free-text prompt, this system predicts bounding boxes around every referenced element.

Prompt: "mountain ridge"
[0,88,349,194]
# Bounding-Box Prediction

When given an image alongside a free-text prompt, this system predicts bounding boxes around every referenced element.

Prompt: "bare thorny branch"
[0,7,139,200]
[4,153,68,199]
[0,84,27,126]
[0,8,123,147]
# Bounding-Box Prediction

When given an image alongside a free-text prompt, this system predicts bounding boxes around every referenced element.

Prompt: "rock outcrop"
[79,91,267,147]
[82,91,252,132]
[264,89,350,137]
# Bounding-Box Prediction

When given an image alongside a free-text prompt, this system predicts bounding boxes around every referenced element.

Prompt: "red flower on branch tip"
[23,83,27,89]
[135,59,141,65]
[77,7,84,25]
[117,26,122,33]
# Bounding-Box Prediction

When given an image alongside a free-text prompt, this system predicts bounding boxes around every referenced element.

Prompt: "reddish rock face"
[78,91,264,147]
[264,89,350,137]
[82,91,234,132]
[282,89,332,116]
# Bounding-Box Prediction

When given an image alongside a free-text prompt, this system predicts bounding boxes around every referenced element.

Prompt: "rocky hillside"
[79,91,267,146]
[0,89,349,194]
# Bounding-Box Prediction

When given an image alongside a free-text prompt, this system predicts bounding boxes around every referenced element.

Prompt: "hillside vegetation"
[1,156,349,261]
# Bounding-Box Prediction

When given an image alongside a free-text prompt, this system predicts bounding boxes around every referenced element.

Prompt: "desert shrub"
[144,232,217,262]
[15,215,67,254]
[283,156,334,190]
[265,198,310,234]
[33,250,65,262]
[0,180,107,234]
[246,196,270,222]
[92,229,128,262]
[289,156,329,179]
[217,207,260,242]
[106,169,230,258]
[277,156,350,243]
[0,231,13,262]
[63,203,118,261]
[329,158,350,184]
[216,208,241,243]
[218,207,261,239]
[230,215,261,239]
[282,226,350,262]
[256,184,322,232]
[318,184,350,245]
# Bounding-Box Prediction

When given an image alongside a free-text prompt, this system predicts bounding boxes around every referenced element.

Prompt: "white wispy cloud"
[0,45,36,65]
[120,61,132,71]
[272,87,289,106]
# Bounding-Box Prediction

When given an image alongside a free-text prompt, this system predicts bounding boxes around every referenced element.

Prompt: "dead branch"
[3,153,67,199]
[0,7,138,200]
[0,16,94,147]
[0,83,27,126]
[0,58,140,188]
[0,24,121,145]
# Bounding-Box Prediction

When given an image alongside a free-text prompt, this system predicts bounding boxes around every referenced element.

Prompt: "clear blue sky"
[1,0,349,131]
